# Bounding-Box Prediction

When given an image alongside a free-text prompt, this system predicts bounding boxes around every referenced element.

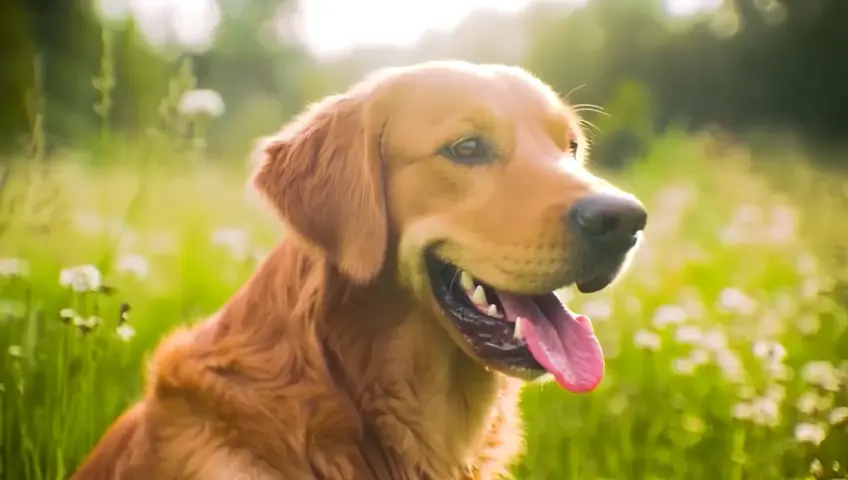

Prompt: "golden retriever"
[72,60,646,480]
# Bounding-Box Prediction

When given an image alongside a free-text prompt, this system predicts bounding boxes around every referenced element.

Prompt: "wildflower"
[116,253,149,279]
[116,323,136,342]
[732,401,753,420]
[211,227,250,261]
[764,383,786,403]
[0,258,29,278]
[767,204,798,244]
[716,350,745,383]
[178,89,225,118]
[675,325,702,344]
[689,348,711,366]
[633,329,661,351]
[651,305,687,329]
[717,288,756,316]
[828,406,848,425]
[796,252,818,276]
[810,459,824,476]
[750,396,780,426]
[752,340,787,365]
[700,329,728,352]
[59,265,103,293]
[7,345,22,358]
[801,361,841,392]
[672,358,696,375]
[794,422,826,445]
[797,392,822,415]
[581,300,612,321]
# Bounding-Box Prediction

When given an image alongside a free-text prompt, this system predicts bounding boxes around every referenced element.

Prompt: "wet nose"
[568,193,647,247]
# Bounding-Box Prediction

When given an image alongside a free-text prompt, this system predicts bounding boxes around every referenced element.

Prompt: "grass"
[1,56,847,478]
[1,132,847,480]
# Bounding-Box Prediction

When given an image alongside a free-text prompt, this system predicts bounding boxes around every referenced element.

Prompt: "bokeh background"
[1,0,848,478]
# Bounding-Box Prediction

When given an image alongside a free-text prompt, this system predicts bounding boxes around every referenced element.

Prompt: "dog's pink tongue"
[498,292,604,393]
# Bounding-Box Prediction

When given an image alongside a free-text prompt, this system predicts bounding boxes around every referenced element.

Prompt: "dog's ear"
[251,93,387,284]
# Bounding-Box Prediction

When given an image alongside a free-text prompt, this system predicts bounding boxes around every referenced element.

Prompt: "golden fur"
[72,61,632,479]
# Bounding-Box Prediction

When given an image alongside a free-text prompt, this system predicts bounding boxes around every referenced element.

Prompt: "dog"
[72,60,646,479]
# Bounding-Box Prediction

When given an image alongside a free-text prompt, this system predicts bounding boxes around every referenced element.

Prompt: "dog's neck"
[215,240,504,478]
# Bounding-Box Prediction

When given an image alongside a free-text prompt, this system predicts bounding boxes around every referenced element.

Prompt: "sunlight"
[95,0,721,57]
[295,0,588,58]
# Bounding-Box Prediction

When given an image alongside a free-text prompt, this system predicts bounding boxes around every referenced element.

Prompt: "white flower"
[765,383,786,403]
[0,258,29,278]
[116,323,136,342]
[689,348,711,366]
[59,265,103,292]
[700,329,728,352]
[59,308,77,320]
[651,305,687,329]
[211,227,250,261]
[716,350,745,383]
[801,361,841,392]
[767,204,798,244]
[116,253,149,279]
[796,252,818,276]
[581,300,612,321]
[84,316,102,328]
[178,89,225,118]
[794,422,826,445]
[672,358,696,375]
[828,406,848,425]
[675,325,703,344]
[797,392,821,415]
[753,340,787,364]
[732,401,753,420]
[633,329,661,351]
[717,288,757,316]
[750,396,780,426]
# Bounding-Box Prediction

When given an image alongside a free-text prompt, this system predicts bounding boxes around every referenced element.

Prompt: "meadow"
[1,110,847,478]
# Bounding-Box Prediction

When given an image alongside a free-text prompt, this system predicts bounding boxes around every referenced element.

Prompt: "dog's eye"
[440,137,493,164]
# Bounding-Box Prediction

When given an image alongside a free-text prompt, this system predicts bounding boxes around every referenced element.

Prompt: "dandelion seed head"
[179,89,225,118]
[59,265,103,293]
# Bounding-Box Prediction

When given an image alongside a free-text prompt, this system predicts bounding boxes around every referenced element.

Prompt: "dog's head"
[252,61,646,393]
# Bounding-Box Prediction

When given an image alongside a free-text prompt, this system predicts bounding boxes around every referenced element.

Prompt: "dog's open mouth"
[425,253,604,393]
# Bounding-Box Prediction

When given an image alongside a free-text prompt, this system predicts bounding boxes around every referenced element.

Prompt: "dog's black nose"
[569,193,647,246]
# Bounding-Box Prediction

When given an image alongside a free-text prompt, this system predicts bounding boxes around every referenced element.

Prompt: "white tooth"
[471,285,487,305]
[486,304,500,317]
[513,316,525,339]
[459,270,474,291]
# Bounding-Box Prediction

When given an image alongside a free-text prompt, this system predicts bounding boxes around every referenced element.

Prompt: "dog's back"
[71,403,149,480]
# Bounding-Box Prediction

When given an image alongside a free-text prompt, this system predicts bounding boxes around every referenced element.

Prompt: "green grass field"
[1,131,847,479]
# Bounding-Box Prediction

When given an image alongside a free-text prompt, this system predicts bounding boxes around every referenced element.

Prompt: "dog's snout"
[568,193,647,246]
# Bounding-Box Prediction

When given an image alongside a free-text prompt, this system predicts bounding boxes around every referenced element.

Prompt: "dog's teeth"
[471,285,487,306]
[459,270,474,292]
[486,304,500,317]
[513,316,525,339]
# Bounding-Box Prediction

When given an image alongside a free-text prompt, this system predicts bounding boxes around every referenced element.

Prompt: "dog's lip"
[575,272,616,294]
